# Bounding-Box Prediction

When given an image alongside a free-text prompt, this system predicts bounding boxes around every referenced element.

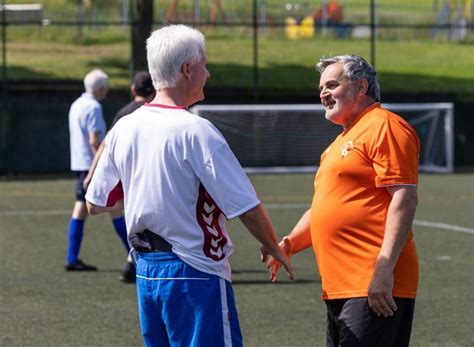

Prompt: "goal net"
[190,103,454,173]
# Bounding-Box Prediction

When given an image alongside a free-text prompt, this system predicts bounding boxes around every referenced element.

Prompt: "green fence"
[1,1,473,92]
[0,1,473,173]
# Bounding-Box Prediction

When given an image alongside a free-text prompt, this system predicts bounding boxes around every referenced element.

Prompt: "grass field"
[6,0,443,19]
[0,173,473,346]
[4,0,474,97]
[6,35,474,96]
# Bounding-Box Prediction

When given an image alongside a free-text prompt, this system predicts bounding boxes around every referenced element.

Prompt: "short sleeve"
[86,104,105,133]
[198,144,260,219]
[85,133,122,207]
[371,118,420,187]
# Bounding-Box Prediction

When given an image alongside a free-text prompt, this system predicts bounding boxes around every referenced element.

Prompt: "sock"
[66,218,85,264]
[112,216,130,253]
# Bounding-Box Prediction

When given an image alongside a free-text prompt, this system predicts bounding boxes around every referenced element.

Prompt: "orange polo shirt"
[310,103,420,300]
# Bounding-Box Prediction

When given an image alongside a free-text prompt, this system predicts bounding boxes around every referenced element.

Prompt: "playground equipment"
[284,3,314,39]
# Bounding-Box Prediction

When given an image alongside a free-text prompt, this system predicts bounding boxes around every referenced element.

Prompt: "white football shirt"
[68,93,106,171]
[85,104,260,281]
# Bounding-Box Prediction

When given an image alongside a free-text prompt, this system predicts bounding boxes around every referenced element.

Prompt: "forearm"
[88,141,105,177]
[286,209,313,254]
[89,132,101,154]
[84,142,105,190]
[86,200,123,215]
[375,188,418,272]
[368,186,417,317]
[239,204,280,252]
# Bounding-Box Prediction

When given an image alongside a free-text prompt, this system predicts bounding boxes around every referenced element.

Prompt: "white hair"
[316,55,381,102]
[84,69,108,93]
[146,24,205,90]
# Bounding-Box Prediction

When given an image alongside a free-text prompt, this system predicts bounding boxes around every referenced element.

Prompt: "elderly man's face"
[187,53,210,105]
[95,84,109,102]
[319,63,359,128]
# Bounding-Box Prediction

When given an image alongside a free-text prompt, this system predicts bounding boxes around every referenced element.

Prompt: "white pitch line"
[413,220,474,234]
[264,204,474,234]
[0,209,70,216]
[1,206,473,235]
[265,203,309,209]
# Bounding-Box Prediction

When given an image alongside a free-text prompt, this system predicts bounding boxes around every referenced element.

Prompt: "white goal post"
[190,103,454,174]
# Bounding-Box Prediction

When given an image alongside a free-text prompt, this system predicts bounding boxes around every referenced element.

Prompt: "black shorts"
[325,297,415,347]
[74,171,88,202]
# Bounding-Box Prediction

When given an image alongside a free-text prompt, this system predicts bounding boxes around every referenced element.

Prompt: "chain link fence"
[1,1,473,85]
[0,0,473,173]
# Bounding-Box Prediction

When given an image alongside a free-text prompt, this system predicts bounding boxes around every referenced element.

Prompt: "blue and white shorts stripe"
[135,251,242,347]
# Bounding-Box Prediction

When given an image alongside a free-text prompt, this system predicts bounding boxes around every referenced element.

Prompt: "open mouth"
[324,100,335,109]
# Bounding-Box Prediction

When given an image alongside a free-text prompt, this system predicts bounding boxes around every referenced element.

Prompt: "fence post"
[129,0,135,80]
[1,0,6,100]
[0,2,8,174]
[194,0,200,26]
[131,0,153,72]
[370,0,376,68]
[76,0,84,41]
[252,0,259,102]
[0,0,9,174]
[122,0,129,23]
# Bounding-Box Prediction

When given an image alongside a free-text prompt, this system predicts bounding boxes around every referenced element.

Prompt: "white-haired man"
[85,25,294,346]
[66,69,130,271]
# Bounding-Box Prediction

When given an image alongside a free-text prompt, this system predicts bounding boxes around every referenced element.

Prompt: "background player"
[82,71,155,282]
[66,69,129,271]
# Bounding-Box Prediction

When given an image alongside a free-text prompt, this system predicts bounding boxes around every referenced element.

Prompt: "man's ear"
[356,79,369,96]
[181,62,192,80]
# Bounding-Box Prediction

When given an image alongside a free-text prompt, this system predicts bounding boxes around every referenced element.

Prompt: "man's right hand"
[261,236,294,282]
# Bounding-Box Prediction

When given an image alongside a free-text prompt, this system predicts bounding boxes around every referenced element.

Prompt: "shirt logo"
[196,184,227,261]
[340,141,354,157]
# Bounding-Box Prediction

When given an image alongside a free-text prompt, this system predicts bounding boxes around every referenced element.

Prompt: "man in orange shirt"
[263,55,420,346]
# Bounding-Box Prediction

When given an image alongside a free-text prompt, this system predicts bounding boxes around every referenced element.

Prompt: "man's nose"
[320,87,329,99]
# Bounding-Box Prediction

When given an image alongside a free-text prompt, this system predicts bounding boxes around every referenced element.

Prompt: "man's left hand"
[368,268,397,317]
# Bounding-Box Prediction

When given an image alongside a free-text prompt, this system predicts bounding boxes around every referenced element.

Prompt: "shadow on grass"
[4,65,62,81]
[231,268,319,285]
[4,61,474,97]
[232,278,318,285]
[95,269,122,274]
[207,62,473,97]
[87,56,130,71]
[232,269,267,274]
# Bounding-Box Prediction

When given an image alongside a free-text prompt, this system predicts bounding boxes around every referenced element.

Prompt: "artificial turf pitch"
[0,173,472,346]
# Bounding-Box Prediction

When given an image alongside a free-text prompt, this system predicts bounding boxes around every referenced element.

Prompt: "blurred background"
[0,0,473,173]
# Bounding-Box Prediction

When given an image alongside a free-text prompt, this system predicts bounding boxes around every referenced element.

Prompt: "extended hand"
[260,236,294,282]
[368,268,397,317]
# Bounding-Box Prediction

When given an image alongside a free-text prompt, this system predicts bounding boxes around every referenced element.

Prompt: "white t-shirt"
[85,104,260,281]
[68,93,106,171]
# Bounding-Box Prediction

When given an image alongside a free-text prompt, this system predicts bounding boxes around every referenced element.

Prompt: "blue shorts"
[74,171,88,202]
[135,252,242,347]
